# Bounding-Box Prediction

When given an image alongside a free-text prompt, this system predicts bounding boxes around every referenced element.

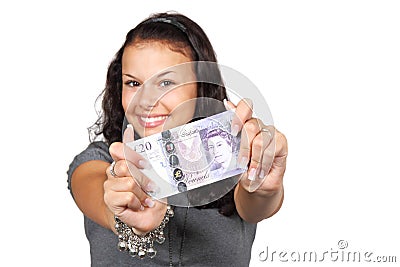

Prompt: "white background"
[1,1,399,266]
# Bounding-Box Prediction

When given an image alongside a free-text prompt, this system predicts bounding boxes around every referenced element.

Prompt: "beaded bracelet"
[114,205,174,259]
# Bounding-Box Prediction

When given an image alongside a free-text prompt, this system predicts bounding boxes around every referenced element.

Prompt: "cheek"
[121,89,135,113]
[162,86,197,111]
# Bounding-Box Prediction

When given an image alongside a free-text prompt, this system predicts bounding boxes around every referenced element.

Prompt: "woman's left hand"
[225,98,288,195]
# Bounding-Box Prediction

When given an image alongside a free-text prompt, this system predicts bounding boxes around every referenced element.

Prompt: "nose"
[137,84,160,111]
[209,146,215,154]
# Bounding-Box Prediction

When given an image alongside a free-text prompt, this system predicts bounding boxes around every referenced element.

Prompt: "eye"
[124,80,140,87]
[159,80,174,88]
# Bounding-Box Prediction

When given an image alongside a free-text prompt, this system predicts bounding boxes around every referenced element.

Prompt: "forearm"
[70,160,116,233]
[234,182,284,223]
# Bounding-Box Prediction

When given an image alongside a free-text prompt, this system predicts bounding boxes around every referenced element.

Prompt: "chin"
[142,128,161,137]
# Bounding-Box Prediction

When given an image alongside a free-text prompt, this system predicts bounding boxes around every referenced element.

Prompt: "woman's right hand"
[103,126,167,235]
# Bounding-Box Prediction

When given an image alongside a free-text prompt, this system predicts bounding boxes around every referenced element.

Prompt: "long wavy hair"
[90,12,236,216]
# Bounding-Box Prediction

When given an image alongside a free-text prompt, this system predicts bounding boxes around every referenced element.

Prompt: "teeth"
[141,116,168,123]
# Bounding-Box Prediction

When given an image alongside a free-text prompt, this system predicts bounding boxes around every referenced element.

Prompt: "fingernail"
[259,169,265,179]
[124,124,135,143]
[239,156,248,169]
[139,205,145,211]
[223,99,229,110]
[138,159,150,169]
[248,168,257,181]
[231,124,240,137]
[145,198,155,208]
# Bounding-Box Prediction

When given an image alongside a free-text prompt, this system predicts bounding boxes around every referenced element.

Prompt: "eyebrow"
[155,71,175,78]
[122,73,139,80]
[122,71,176,81]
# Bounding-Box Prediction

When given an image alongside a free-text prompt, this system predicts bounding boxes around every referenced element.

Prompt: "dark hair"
[89,12,235,216]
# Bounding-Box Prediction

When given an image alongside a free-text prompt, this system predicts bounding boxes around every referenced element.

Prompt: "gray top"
[67,141,257,266]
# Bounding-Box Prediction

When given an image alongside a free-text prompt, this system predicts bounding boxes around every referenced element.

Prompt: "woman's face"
[207,135,232,166]
[121,42,197,137]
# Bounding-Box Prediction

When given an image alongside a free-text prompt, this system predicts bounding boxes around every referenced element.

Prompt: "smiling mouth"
[138,115,169,128]
[140,115,168,123]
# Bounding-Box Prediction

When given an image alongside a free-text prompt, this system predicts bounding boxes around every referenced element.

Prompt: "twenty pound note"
[126,110,246,199]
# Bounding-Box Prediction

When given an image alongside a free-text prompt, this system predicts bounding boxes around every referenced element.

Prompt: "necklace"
[168,206,189,267]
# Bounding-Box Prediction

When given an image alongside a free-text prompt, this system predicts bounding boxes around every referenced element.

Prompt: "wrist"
[114,205,174,259]
[235,183,284,222]
[103,204,118,234]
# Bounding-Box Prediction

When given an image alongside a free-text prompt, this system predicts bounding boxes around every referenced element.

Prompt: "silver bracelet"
[114,205,174,259]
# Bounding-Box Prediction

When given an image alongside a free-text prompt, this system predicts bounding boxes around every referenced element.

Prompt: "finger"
[268,130,288,179]
[247,124,275,181]
[230,98,253,137]
[123,124,135,143]
[107,159,136,178]
[124,161,158,193]
[118,201,168,233]
[248,132,270,181]
[104,191,144,212]
[107,160,157,194]
[254,126,275,180]
[105,167,155,208]
[237,118,262,171]
[109,142,124,161]
[110,124,138,162]
[223,98,236,111]
[242,128,285,193]
[246,129,286,194]
[105,176,148,203]
[109,142,150,169]
[123,124,150,168]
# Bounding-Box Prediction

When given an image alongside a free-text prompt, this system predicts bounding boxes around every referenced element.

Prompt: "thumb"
[223,99,236,111]
[123,124,135,143]
[109,124,141,164]
[123,124,150,169]
[122,124,146,166]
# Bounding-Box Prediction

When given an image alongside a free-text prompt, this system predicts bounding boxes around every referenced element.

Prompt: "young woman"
[67,12,288,266]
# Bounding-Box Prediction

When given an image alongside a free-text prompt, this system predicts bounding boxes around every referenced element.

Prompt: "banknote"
[126,110,246,199]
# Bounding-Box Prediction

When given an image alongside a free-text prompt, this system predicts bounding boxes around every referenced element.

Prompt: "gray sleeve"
[66,141,112,198]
